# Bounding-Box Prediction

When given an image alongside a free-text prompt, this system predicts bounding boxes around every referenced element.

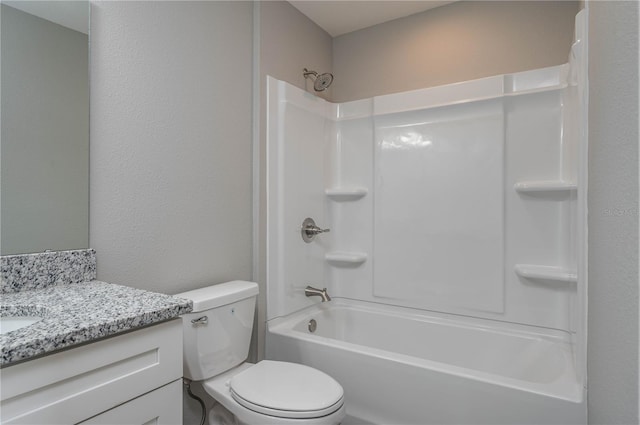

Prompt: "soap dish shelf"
[514,180,577,193]
[514,264,577,283]
[325,188,368,201]
[326,252,367,266]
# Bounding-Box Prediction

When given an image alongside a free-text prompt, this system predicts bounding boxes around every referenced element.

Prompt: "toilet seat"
[229,360,344,419]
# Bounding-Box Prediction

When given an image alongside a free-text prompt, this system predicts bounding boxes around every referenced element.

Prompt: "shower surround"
[265,11,587,424]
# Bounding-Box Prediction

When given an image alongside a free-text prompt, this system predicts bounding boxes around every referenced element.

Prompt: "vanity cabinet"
[0,319,183,424]
[79,380,182,425]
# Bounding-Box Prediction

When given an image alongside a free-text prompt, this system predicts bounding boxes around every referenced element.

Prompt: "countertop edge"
[1,280,193,367]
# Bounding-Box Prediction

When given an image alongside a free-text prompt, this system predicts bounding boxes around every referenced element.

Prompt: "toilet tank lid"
[175,281,259,312]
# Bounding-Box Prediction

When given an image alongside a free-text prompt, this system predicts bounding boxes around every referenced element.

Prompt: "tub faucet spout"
[305,286,331,302]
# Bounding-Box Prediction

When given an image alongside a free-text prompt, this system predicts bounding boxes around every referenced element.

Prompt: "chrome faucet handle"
[305,224,330,235]
[301,217,330,243]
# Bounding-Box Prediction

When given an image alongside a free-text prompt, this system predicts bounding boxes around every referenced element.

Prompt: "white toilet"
[176,281,346,425]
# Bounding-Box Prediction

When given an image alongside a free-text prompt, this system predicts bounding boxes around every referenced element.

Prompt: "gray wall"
[1,4,89,255]
[90,4,253,421]
[587,2,639,423]
[259,1,333,100]
[332,1,579,102]
[89,1,253,295]
[254,0,333,360]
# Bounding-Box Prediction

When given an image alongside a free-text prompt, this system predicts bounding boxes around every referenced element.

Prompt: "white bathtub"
[266,299,585,425]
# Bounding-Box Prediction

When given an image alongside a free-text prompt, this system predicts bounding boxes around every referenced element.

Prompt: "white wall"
[332,1,579,102]
[90,1,253,295]
[587,1,639,423]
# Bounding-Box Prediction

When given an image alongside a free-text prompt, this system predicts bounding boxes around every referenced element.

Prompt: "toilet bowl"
[204,362,345,425]
[176,281,346,425]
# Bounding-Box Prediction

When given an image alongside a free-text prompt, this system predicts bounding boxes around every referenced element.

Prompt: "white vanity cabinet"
[78,380,182,425]
[0,319,183,425]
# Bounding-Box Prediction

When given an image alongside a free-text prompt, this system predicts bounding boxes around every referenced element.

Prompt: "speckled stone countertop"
[1,281,192,366]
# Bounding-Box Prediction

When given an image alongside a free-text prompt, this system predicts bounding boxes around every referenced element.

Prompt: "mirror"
[1,1,89,255]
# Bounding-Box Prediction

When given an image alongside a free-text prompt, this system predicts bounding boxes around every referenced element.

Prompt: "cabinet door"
[1,320,182,424]
[80,380,182,425]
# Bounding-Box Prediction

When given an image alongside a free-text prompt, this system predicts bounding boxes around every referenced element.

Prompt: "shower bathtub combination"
[265,11,587,425]
[267,300,582,424]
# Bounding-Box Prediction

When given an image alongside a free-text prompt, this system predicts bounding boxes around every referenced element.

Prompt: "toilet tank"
[176,281,259,381]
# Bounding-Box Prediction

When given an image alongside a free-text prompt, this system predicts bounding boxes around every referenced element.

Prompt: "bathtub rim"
[267,297,584,404]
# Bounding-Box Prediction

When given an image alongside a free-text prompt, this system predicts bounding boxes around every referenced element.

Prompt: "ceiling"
[4,1,452,39]
[288,1,456,37]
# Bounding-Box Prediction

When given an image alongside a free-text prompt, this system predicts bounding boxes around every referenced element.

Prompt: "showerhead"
[313,72,333,91]
[303,68,334,92]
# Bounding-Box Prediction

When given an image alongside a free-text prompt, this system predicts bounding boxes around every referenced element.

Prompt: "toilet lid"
[229,360,344,419]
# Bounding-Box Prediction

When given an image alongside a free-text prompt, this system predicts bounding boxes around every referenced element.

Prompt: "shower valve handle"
[306,225,330,235]
[301,217,330,243]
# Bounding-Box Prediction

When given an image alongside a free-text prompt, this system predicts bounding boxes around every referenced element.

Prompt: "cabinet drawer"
[80,380,182,425]
[1,319,182,424]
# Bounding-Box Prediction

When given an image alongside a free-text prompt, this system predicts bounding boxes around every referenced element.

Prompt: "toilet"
[176,281,346,425]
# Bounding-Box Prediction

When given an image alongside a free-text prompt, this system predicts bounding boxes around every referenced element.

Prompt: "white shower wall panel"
[267,80,329,319]
[325,111,375,300]
[321,75,576,331]
[267,64,581,332]
[504,91,575,331]
[373,100,505,314]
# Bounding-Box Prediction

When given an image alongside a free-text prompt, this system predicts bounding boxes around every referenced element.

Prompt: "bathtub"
[266,299,585,425]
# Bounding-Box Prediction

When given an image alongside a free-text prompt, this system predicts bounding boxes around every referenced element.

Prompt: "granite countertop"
[1,280,193,366]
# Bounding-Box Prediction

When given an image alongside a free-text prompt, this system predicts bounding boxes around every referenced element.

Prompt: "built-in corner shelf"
[514,180,577,193]
[325,188,368,201]
[514,264,577,283]
[325,251,367,266]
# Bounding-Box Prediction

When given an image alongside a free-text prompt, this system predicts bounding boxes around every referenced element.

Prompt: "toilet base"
[208,403,238,425]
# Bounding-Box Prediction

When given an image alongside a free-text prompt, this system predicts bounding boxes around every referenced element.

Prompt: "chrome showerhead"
[313,72,333,91]
[303,68,333,92]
